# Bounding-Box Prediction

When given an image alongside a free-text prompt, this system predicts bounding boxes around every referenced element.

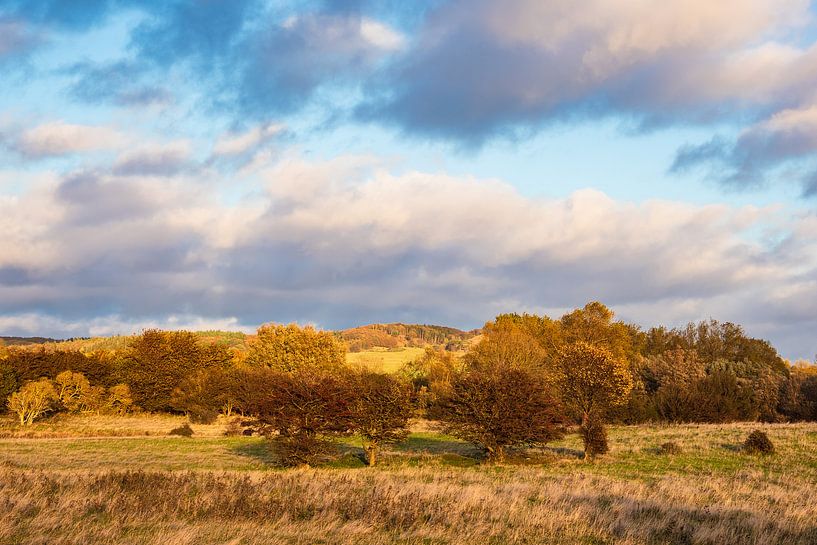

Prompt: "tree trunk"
[580,411,590,460]
[486,444,505,462]
[364,443,378,466]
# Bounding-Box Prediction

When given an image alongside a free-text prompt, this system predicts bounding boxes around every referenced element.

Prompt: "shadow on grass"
[230,439,369,469]
[394,434,478,456]
[230,440,277,466]
[720,443,742,453]
[547,446,585,459]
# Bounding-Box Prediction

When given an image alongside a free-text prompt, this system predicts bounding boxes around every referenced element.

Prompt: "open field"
[345,347,428,373]
[2,416,816,544]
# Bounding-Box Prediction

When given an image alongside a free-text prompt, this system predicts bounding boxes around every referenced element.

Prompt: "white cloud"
[212,123,284,156]
[360,18,405,50]
[1,153,814,358]
[13,121,127,157]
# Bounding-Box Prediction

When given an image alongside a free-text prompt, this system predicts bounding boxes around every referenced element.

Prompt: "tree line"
[2,303,816,464]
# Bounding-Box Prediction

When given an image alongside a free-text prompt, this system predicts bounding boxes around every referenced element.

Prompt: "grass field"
[345,346,427,373]
[2,415,817,544]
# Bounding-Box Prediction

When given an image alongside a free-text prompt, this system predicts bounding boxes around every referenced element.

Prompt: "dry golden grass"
[346,347,428,373]
[1,418,816,544]
[0,413,230,438]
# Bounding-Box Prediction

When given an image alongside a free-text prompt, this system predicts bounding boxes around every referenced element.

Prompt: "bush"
[223,418,243,437]
[659,441,683,455]
[268,433,336,467]
[169,423,194,437]
[743,429,774,454]
[187,407,218,424]
[581,417,609,457]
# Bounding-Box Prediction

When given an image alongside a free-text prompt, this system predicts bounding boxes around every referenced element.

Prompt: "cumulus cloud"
[1,154,814,358]
[6,121,127,158]
[360,0,817,141]
[234,11,405,114]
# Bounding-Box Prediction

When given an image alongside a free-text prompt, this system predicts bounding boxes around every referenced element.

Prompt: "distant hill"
[340,323,479,352]
[2,324,481,354]
[1,336,61,346]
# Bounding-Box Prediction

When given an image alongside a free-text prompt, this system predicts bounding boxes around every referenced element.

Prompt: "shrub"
[436,367,564,462]
[223,418,243,437]
[743,429,774,454]
[582,417,609,457]
[169,423,194,437]
[659,441,683,455]
[8,379,58,425]
[187,407,218,425]
[268,433,337,467]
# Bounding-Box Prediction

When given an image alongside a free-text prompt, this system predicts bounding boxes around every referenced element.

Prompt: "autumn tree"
[0,361,18,412]
[5,348,116,386]
[560,302,643,365]
[557,342,633,457]
[465,315,554,372]
[121,330,232,412]
[246,323,346,372]
[400,347,462,416]
[172,367,242,423]
[246,368,354,466]
[8,379,58,425]
[55,371,104,413]
[349,371,413,466]
[779,363,817,421]
[437,366,564,462]
[105,384,134,415]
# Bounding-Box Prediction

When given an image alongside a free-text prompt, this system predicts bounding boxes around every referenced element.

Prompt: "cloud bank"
[1,152,814,358]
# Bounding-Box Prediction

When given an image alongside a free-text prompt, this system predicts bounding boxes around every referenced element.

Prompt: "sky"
[0,0,816,361]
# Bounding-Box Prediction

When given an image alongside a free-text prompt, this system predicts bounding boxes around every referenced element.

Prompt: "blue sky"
[1,0,816,360]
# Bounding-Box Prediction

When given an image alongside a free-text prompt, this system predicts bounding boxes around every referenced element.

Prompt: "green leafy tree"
[246,323,346,372]
[557,341,633,457]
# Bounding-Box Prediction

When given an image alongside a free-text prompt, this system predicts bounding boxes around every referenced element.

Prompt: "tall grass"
[2,465,816,544]
[2,421,817,544]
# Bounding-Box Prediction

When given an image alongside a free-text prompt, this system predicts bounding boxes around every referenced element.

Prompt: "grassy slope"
[345,346,427,373]
[1,416,816,544]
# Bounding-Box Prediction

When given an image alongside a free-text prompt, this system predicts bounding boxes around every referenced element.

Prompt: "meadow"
[2,415,816,545]
[346,347,429,373]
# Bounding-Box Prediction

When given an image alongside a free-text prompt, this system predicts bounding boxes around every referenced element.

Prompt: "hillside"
[0,336,60,346]
[2,324,479,354]
[340,323,479,352]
